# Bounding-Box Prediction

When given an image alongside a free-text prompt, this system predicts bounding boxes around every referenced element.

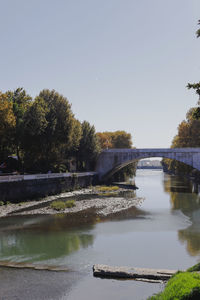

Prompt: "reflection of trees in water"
[170,192,200,213]
[0,215,95,262]
[0,209,97,233]
[163,174,193,194]
[0,231,94,262]
[179,224,200,256]
[163,174,200,256]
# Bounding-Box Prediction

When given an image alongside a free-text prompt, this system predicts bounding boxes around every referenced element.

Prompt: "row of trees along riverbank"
[162,20,200,179]
[0,88,136,180]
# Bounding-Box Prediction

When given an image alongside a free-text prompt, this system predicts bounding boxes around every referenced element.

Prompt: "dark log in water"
[93,264,177,282]
[0,260,69,272]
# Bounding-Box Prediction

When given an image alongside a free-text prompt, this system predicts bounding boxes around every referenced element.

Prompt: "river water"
[1,170,200,300]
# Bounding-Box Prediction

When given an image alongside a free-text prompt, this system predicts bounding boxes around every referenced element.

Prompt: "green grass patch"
[50,200,76,211]
[97,186,119,192]
[98,192,117,197]
[149,272,200,300]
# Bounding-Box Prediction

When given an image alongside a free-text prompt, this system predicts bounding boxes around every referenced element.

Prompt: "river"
[0,169,200,300]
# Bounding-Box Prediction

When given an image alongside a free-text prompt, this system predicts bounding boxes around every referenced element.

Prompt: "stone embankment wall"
[0,172,98,202]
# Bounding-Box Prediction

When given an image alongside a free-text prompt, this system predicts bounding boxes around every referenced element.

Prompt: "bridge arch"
[95,148,200,181]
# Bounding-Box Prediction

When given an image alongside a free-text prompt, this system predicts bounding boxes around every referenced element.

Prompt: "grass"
[98,192,118,197]
[148,272,200,300]
[97,186,119,192]
[96,186,120,198]
[50,199,76,211]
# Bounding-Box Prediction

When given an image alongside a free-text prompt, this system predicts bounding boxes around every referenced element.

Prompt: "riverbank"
[0,172,98,202]
[0,187,144,218]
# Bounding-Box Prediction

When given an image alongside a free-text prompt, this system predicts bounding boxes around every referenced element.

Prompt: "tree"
[97,131,132,149]
[6,88,32,162]
[23,89,79,172]
[70,119,82,154]
[187,82,200,103]
[0,92,16,160]
[97,130,136,181]
[77,121,100,171]
[111,131,132,148]
[96,132,113,149]
[22,98,49,171]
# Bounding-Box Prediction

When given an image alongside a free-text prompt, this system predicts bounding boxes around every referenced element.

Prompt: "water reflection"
[0,213,95,263]
[0,203,146,264]
[0,231,94,263]
[163,174,200,256]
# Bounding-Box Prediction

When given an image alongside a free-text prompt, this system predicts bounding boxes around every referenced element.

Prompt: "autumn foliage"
[0,88,100,173]
[0,88,134,177]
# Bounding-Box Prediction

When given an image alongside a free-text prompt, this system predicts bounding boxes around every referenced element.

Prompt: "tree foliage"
[0,92,16,160]
[6,88,32,161]
[162,109,200,174]
[97,130,136,181]
[0,88,96,173]
[22,89,82,172]
[77,121,100,171]
[0,87,135,177]
[97,131,132,149]
[163,19,200,175]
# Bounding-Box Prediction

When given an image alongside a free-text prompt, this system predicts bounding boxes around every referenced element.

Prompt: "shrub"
[187,263,200,272]
[50,200,75,211]
[97,186,119,192]
[65,200,76,208]
[0,201,4,206]
[98,192,117,197]
[148,272,200,300]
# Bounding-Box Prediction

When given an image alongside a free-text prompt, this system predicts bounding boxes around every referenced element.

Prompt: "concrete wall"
[0,173,98,203]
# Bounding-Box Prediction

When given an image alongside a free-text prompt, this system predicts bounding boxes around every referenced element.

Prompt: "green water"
[0,170,200,299]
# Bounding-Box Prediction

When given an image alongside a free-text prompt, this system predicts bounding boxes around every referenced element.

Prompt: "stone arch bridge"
[95,148,200,181]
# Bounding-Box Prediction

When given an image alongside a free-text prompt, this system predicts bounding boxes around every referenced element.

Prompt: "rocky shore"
[0,187,144,218]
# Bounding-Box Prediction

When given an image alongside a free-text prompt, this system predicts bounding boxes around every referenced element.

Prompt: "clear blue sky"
[0,0,200,148]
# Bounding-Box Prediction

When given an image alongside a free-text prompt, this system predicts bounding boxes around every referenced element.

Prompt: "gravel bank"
[0,188,144,218]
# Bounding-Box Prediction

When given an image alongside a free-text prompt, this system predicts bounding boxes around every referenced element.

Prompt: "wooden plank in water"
[93,264,177,281]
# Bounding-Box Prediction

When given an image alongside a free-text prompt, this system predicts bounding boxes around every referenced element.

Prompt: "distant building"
[137,159,162,169]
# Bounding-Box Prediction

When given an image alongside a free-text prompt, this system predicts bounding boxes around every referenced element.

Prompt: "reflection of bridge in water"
[96,148,200,180]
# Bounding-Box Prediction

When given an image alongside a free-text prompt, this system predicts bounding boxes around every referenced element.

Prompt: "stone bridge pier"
[95,148,200,181]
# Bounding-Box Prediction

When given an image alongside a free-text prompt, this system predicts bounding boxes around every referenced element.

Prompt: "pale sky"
[0,0,200,148]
